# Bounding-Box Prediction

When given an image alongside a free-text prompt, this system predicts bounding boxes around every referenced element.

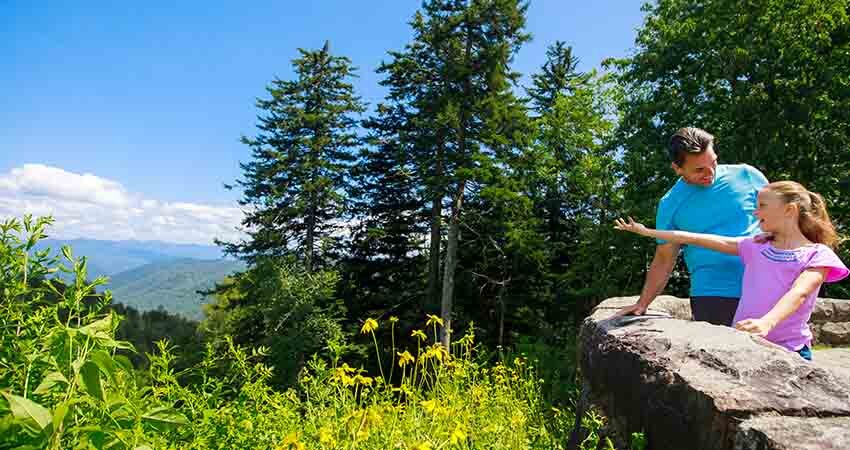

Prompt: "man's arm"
[615,242,680,316]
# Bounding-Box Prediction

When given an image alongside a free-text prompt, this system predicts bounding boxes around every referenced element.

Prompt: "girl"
[614,181,848,360]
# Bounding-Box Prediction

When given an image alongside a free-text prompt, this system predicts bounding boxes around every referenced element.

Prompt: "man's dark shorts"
[690,296,740,326]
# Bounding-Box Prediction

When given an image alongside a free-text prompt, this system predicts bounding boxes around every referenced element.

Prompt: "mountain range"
[36,239,245,320]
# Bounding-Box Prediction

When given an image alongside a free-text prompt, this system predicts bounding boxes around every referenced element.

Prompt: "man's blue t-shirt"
[656,164,768,297]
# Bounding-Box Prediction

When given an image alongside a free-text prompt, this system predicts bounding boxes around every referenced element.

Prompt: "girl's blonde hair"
[766,181,840,248]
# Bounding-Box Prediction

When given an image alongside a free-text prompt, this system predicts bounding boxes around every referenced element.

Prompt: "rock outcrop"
[810,298,850,346]
[579,296,850,450]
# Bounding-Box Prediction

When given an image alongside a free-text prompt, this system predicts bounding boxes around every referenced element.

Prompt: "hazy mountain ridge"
[35,238,242,319]
[106,258,245,320]
[36,238,229,277]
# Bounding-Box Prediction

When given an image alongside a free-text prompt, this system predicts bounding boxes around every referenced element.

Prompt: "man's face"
[672,147,718,186]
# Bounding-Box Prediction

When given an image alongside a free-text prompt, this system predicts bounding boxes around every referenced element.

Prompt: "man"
[616,127,768,325]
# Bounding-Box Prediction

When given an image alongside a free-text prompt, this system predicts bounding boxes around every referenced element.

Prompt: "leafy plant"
[0,215,187,449]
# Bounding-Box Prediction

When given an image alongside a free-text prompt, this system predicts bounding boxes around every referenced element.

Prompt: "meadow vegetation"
[0,216,612,449]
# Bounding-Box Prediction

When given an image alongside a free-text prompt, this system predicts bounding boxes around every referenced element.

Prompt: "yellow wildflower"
[397,350,415,367]
[420,399,438,414]
[360,318,378,334]
[412,442,432,450]
[425,344,448,362]
[279,432,305,450]
[318,427,336,447]
[339,363,357,373]
[450,423,467,445]
[411,329,427,341]
[389,315,399,323]
[354,374,374,386]
[333,363,358,385]
[426,314,444,327]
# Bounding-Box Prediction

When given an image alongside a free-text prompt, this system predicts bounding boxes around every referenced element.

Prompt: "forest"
[2,0,849,448]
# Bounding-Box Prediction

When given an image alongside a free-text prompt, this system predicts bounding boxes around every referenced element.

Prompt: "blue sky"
[1,1,645,244]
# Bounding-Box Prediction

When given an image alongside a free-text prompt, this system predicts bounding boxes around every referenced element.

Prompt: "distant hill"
[33,238,243,319]
[106,258,245,320]
[35,238,228,278]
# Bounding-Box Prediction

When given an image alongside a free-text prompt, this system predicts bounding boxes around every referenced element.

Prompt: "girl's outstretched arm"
[613,217,740,256]
[735,267,829,336]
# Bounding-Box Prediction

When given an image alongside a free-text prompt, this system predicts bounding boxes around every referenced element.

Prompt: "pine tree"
[524,42,587,270]
[343,101,429,319]
[363,12,458,314]
[223,42,366,272]
[523,42,621,318]
[527,41,585,112]
[413,0,531,348]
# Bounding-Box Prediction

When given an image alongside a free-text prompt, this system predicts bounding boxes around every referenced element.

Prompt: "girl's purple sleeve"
[806,246,850,283]
[737,237,757,265]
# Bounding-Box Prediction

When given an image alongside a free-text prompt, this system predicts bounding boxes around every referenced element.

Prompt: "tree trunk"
[306,144,318,273]
[497,281,506,349]
[428,196,443,311]
[306,202,315,273]
[440,12,473,351]
[427,140,445,312]
[440,183,464,350]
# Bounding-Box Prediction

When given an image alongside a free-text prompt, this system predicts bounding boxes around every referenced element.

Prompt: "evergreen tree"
[373,15,456,313]
[414,0,531,348]
[524,43,622,316]
[524,42,588,277]
[222,42,366,272]
[343,101,429,322]
[527,41,585,112]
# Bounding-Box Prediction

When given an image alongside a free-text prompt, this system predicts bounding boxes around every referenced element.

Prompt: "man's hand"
[735,318,776,336]
[614,302,648,317]
[614,217,650,236]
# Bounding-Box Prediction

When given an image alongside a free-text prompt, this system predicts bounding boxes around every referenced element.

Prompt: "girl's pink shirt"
[734,238,849,351]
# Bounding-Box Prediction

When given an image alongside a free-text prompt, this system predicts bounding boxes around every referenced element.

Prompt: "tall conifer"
[223,42,365,272]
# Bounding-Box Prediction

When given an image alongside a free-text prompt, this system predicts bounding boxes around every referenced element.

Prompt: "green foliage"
[512,328,578,406]
[111,303,205,371]
[202,257,347,388]
[148,316,581,449]
[0,215,186,449]
[1,218,592,448]
[223,41,366,270]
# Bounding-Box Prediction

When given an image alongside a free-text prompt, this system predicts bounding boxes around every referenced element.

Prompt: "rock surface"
[820,322,850,345]
[810,298,850,346]
[812,298,850,323]
[579,296,850,450]
[734,416,850,450]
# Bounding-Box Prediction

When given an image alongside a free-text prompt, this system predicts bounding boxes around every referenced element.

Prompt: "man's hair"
[668,127,715,166]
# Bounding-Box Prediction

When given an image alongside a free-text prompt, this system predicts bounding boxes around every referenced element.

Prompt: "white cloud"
[0,164,245,245]
[0,164,130,207]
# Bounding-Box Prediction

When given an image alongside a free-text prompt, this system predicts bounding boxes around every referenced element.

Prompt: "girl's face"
[754,188,791,232]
